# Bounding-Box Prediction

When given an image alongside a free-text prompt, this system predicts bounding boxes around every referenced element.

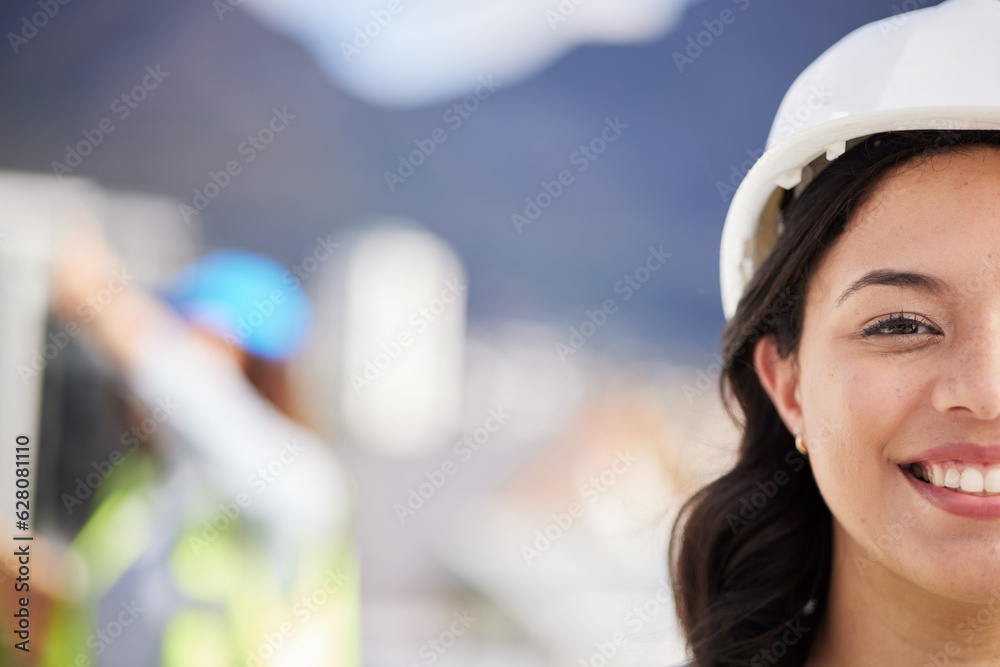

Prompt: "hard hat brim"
[720,107,1000,320]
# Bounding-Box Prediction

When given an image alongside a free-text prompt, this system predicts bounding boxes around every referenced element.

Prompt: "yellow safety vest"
[39,454,361,666]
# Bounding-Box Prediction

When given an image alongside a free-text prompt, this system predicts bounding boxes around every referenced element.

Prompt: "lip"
[901,442,1000,466]
[900,465,1000,519]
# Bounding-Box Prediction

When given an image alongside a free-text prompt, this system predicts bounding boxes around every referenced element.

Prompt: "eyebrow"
[834,270,949,308]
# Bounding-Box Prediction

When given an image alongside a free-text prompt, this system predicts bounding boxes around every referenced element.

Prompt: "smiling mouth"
[905,462,1000,497]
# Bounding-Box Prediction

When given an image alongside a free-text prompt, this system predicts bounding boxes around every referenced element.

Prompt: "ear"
[753,334,803,433]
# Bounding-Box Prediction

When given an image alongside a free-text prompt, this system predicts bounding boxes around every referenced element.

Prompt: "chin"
[828,464,1000,603]
[901,546,1000,605]
[869,505,1000,603]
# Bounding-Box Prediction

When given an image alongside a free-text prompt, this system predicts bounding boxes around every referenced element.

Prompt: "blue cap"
[162,249,312,361]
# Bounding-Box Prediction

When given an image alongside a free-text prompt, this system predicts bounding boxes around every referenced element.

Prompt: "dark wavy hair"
[669,129,1000,666]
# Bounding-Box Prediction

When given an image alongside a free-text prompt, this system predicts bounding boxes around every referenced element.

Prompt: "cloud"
[241,0,699,108]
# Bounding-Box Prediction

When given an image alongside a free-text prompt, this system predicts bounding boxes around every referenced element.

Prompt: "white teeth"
[910,461,1000,497]
[986,469,1000,494]
[961,468,985,493]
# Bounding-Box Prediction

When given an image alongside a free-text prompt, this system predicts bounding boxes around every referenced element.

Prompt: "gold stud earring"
[794,429,808,456]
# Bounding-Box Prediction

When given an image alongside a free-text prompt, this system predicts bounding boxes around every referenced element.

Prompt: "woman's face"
[760,146,1000,602]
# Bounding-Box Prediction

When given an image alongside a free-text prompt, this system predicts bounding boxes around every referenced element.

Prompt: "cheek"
[802,355,919,521]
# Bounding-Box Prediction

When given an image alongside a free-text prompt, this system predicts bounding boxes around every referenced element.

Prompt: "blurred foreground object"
[241,0,699,107]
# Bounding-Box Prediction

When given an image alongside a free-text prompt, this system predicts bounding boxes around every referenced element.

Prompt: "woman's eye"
[861,312,939,337]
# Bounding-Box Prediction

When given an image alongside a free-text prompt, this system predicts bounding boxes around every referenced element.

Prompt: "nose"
[931,315,1000,420]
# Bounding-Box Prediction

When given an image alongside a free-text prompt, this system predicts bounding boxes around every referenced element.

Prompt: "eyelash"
[861,311,940,338]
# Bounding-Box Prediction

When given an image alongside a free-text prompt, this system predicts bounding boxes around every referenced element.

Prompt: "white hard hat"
[719,0,1000,321]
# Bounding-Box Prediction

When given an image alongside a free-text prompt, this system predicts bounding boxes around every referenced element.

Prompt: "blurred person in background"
[16,218,359,666]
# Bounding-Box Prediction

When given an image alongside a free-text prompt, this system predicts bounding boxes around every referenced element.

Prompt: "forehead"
[806,147,1000,308]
